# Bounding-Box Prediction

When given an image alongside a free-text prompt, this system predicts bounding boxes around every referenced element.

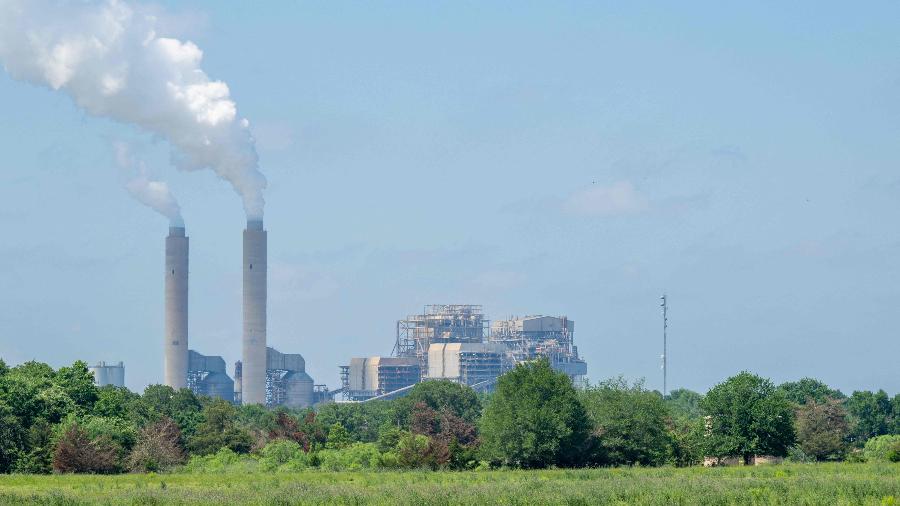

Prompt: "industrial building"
[427,343,504,385]
[89,361,124,387]
[235,347,314,408]
[490,315,587,383]
[341,306,588,401]
[187,350,234,402]
[340,356,420,401]
[392,304,488,374]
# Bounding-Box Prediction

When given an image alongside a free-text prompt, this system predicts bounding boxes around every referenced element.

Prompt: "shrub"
[52,423,117,474]
[258,439,304,471]
[397,433,431,469]
[862,435,900,463]
[184,447,257,473]
[318,443,383,471]
[128,417,185,472]
[187,400,252,456]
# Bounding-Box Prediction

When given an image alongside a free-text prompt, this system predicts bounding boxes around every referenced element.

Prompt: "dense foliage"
[579,378,671,466]
[479,360,591,468]
[0,356,897,474]
[701,372,796,464]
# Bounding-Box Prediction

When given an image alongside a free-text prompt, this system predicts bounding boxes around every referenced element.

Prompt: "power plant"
[158,221,318,406]
[234,347,315,408]
[340,305,588,401]
[187,351,235,402]
[157,227,586,407]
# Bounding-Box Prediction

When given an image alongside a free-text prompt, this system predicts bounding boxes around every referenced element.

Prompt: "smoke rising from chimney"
[126,175,184,227]
[0,0,266,219]
[116,143,184,226]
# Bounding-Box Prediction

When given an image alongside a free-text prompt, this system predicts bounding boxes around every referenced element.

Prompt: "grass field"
[0,463,897,505]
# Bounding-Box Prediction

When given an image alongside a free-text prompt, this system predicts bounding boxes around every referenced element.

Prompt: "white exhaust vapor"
[117,143,184,226]
[0,0,266,219]
[125,174,184,227]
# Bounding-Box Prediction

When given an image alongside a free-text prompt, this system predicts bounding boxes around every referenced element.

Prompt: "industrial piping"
[164,226,189,389]
[242,219,267,404]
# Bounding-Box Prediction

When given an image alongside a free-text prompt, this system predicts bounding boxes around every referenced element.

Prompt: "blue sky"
[1,1,898,394]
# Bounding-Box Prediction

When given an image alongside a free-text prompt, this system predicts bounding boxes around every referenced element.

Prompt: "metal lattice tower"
[660,294,668,397]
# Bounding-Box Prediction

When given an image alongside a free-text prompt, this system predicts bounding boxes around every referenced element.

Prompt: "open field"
[0,463,897,505]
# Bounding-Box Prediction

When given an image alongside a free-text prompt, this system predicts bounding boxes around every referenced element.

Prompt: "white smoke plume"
[0,0,266,219]
[116,142,183,227]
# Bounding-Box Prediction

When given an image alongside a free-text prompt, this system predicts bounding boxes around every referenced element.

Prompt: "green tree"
[54,361,98,410]
[846,390,892,444]
[669,416,706,466]
[892,394,900,435]
[325,422,353,449]
[0,361,55,425]
[93,386,140,419]
[0,401,25,473]
[397,380,482,425]
[479,359,591,468]
[701,372,795,464]
[139,385,203,441]
[187,400,252,456]
[666,388,704,420]
[579,377,671,466]
[778,378,844,405]
[13,419,53,474]
[794,399,850,461]
[862,434,900,462]
[316,401,396,443]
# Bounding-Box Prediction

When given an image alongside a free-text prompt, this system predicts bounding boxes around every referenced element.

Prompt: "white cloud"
[563,181,648,216]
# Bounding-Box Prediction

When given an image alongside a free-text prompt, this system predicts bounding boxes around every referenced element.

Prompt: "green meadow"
[0,463,897,505]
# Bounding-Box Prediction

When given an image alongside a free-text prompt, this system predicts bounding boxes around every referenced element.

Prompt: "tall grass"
[0,463,897,505]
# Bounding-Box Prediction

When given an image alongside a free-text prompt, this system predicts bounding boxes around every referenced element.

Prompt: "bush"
[187,400,252,456]
[184,447,258,473]
[258,439,304,471]
[397,433,431,469]
[52,423,118,474]
[318,443,383,471]
[128,417,185,472]
[862,435,900,463]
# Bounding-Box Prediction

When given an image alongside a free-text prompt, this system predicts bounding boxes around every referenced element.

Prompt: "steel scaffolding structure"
[393,304,488,375]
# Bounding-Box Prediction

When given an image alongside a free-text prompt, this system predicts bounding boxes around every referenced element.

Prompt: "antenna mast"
[660,294,668,397]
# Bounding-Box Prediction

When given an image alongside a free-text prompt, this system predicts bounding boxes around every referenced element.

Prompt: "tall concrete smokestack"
[242,220,267,405]
[164,226,189,389]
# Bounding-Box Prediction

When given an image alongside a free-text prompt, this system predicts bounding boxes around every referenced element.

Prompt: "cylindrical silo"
[242,220,267,405]
[164,226,189,389]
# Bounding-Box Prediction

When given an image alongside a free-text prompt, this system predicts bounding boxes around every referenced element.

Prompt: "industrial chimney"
[242,219,267,404]
[164,226,189,389]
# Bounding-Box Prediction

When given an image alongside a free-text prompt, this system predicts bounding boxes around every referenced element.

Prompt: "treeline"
[0,358,898,473]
